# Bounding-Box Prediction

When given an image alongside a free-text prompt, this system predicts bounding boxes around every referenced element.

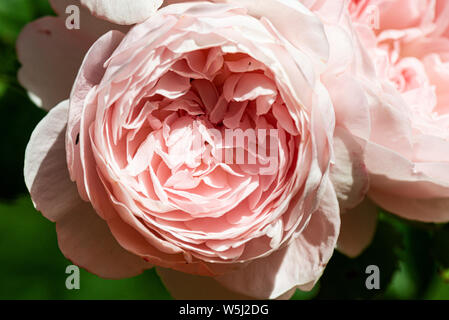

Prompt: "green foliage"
[432,224,449,270]
[382,214,436,299]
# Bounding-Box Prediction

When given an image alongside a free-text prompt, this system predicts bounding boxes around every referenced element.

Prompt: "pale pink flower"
[20,0,373,298]
[302,0,449,258]
[344,0,449,222]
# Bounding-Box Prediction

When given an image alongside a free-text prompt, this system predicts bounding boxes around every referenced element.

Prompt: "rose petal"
[366,142,449,199]
[156,267,255,300]
[80,0,163,25]
[157,267,296,299]
[215,180,340,299]
[66,30,125,203]
[24,100,152,278]
[164,0,329,63]
[322,73,372,141]
[24,100,78,221]
[224,0,329,63]
[337,198,378,257]
[330,126,369,212]
[17,2,129,111]
[56,201,153,279]
[17,17,93,110]
[369,189,449,223]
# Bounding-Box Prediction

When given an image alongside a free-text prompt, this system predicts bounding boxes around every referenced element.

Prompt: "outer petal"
[17,1,129,111]
[369,189,449,223]
[322,73,372,142]
[330,127,369,212]
[24,101,152,278]
[157,267,296,300]
[365,142,449,199]
[80,0,163,25]
[215,181,340,299]
[337,198,378,257]
[227,0,329,61]
[25,100,80,221]
[156,267,295,300]
[163,0,329,63]
[17,17,93,110]
[66,30,125,204]
[223,0,329,63]
[56,202,152,279]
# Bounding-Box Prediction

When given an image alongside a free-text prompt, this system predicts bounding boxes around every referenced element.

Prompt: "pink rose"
[20,0,356,299]
[311,0,449,257]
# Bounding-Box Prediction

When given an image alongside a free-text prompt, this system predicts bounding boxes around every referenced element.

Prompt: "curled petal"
[370,189,449,223]
[330,127,369,212]
[157,267,296,299]
[24,101,152,278]
[17,17,92,110]
[216,180,340,299]
[337,198,378,257]
[25,101,78,221]
[80,0,163,25]
[156,267,254,300]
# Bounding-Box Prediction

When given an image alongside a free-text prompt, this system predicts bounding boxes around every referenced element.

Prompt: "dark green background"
[1,0,448,300]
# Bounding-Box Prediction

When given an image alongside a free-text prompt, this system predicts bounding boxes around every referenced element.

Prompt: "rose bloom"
[305,0,449,257]
[20,0,374,299]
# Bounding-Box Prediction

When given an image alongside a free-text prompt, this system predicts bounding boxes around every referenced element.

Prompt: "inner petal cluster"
[89,48,305,262]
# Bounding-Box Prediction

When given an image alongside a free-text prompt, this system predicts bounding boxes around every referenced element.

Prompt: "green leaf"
[383,222,436,299]
[423,273,449,299]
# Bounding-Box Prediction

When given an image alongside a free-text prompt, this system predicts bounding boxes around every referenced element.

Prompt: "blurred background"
[1,0,449,300]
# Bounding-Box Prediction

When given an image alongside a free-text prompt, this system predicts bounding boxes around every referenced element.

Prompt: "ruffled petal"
[17,17,93,110]
[80,0,163,25]
[25,100,78,221]
[330,127,369,212]
[157,267,296,299]
[370,189,449,223]
[337,198,378,257]
[224,0,329,63]
[24,100,152,278]
[17,2,129,110]
[215,180,340,299]
[156,267,255,300]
